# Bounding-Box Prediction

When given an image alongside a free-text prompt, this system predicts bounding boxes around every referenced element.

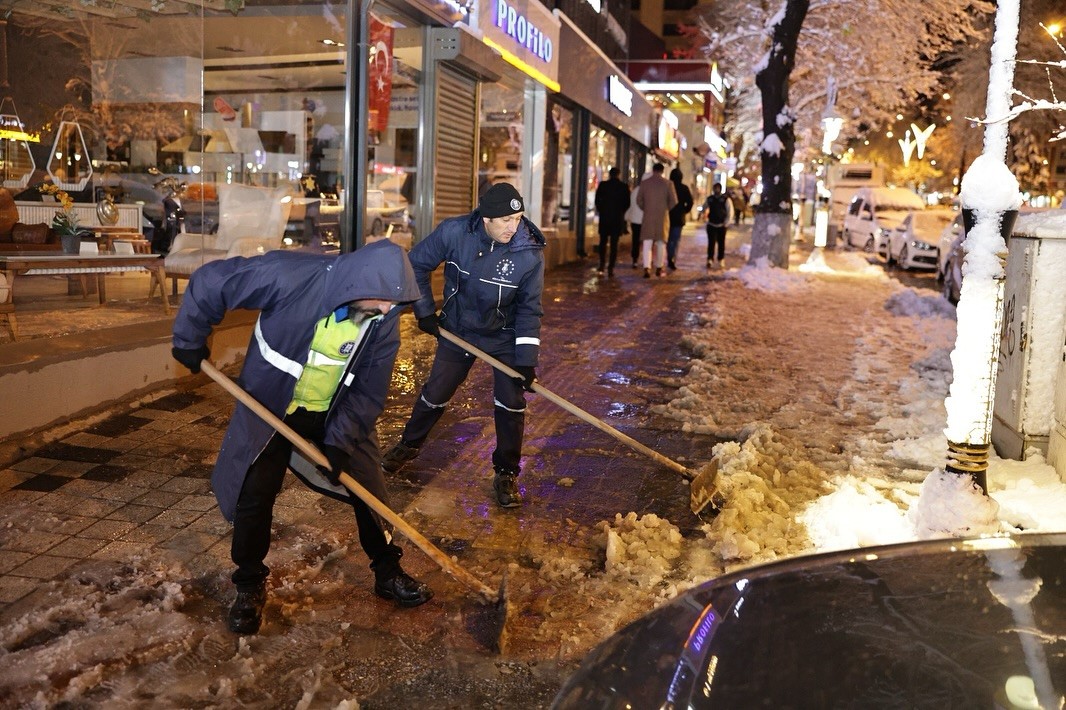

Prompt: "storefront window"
[366,15,423,247]
[544,101,573,228]
[478,79,525,199]
[0,4,432,344]
[586,124,618,230]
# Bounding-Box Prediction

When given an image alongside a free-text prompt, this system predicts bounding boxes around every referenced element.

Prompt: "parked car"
[937,212,966,304]
[885,207,954,270]
[826,162,885,236]
[365,189,410,237]
[843,186,926,255]
[553,533,1066,709]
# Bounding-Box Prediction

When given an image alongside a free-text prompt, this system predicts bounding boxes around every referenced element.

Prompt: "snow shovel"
[199,360,513,648]
[435,328,724,514]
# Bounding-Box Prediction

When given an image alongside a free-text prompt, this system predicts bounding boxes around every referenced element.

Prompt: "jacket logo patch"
[495,259,516,280]
[340,341,356,355]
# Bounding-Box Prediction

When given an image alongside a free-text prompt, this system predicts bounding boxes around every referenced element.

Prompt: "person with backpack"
[703,182,734,270]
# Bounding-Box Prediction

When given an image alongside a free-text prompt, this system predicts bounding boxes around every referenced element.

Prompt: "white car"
[842,186,927,255]
[886,208,954,270]
[937,213,966,304]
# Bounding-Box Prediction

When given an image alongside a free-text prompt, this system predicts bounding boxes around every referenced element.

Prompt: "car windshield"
[913,211,954,230]
[876,209,913,227]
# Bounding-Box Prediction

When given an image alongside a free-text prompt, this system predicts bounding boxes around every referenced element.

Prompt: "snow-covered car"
[842,186,926,255]
[937,212,966,304]
[554,533,1066,709]
[885,208,954,270]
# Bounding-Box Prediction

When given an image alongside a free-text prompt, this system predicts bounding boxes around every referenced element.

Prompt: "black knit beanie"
[479,182,525,218]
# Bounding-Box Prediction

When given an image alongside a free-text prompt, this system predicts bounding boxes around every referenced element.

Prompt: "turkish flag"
[368,17,394,133]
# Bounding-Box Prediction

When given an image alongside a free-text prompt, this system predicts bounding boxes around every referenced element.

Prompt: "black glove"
[172,345,210,374]
[512,365,536,392]
[417,313,440,337]
[318,444,349,486]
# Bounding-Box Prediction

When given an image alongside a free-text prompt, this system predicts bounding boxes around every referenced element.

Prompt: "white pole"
[943,0,1022,491]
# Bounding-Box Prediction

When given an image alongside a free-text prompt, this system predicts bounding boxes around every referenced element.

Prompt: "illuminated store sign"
[607,75,633,116]
[492,0,553,62]
[477,0,561,91]
[658,109,679,158]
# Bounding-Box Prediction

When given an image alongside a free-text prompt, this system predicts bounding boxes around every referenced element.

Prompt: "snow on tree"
[943,0,1066,196]
[686,0,994,268]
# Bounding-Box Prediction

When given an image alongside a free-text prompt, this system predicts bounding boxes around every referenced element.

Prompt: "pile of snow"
[601,251,1066,594]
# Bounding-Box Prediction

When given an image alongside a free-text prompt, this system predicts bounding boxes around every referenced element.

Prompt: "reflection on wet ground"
[0,227,740,706]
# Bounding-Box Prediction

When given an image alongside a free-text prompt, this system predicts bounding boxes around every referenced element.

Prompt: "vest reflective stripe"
[515,336,539,346]
[290,315,364,413]
[307,349,348,368]
[255,317,305,380]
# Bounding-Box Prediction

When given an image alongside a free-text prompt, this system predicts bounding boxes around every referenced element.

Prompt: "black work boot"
[493,467,522,508]
[227,585,267,634]
[374,569,434,608]
[381,440,420,472]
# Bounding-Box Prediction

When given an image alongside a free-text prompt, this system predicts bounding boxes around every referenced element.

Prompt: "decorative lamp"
[0,96,37,188]
[47,114,92,192]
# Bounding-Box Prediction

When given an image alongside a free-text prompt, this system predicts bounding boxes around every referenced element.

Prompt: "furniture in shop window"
[160,183,292,294]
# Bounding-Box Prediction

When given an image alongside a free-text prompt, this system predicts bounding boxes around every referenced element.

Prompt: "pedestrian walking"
[730,187,746,225]
[381,183,546,509]
[666,168,694,271]
[703,182,734,269]
[625,172,650,269]
[593,167,631,277]
[170,239,434,636]
[636,163,677,278]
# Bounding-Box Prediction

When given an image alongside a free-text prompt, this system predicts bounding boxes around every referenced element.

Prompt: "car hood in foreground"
[554,533,1066,709]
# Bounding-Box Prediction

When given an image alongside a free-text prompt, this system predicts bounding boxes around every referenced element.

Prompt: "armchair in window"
[162,183,292,293]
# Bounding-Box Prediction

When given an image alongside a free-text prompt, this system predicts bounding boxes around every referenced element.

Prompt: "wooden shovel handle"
[200,360,498,602]
[437,328,695,480]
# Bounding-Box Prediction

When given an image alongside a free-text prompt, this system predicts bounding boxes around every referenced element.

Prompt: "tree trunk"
[749,0,809,269]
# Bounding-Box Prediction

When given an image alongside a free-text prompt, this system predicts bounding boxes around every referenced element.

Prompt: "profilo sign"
[476,0,561,91]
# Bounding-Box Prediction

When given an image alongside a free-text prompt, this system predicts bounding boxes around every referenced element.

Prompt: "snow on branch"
[969,23,1066,141]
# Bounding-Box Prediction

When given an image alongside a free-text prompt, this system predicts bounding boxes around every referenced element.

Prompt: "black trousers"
[231,408,402,591]
[598,230,622,271]
[399,339,526,472]
[707,225,727,261]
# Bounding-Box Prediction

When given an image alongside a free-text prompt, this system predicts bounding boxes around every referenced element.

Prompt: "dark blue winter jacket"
[171,240,422,521]
[408,211,545,366]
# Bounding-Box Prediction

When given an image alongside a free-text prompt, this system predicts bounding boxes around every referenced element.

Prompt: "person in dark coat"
[704,182,734,269]
[593,166,631,277]
[381,183,546,508]
[666,167,694,271]
[171,239,433,635]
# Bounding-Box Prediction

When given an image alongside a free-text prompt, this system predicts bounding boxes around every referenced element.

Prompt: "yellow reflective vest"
[287,314,364,414]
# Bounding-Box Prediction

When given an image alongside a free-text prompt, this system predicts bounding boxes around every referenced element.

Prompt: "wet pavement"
[0,224,920,706]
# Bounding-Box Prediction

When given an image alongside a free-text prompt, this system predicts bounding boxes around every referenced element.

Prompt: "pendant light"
[0,18,37,189]
[0,96,36,188]
[47,110,92,192]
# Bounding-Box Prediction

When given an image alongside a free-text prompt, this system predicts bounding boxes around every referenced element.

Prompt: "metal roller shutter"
[433,66,477,225]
